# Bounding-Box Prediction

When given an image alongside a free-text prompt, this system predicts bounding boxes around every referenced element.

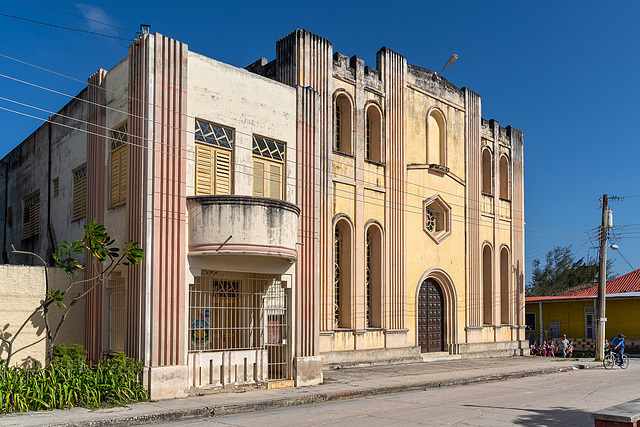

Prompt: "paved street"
[156,363,638,426]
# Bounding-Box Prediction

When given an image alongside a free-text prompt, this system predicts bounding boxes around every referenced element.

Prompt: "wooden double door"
[418,278,444,353]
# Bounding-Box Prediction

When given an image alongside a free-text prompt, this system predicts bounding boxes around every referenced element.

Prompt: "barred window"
[110,123,128,207]
[72,164,87,221]
[194,119,233,195]
[252,135,285,200]
[22,191,40,239]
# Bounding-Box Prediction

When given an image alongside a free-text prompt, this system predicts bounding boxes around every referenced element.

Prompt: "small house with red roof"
[525,269,640,351]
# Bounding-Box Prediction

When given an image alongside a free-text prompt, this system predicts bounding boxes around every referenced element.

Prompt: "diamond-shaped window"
[423,194,451,244]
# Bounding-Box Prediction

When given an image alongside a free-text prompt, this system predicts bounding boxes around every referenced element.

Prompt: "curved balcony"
[186,195,300,261]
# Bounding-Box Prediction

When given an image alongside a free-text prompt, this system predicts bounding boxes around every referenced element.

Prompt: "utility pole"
[596,194,608,361]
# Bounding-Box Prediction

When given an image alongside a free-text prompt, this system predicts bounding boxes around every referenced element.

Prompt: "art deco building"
[0,29,525,398]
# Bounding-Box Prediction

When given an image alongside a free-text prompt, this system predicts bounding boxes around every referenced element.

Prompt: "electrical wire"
[0,12,133,41]
[0,74,596,239]
[0,89,600,241]
[0,52,598,231]
[0,102,586,241]
[19,0,138,34]
[0,91,583,237]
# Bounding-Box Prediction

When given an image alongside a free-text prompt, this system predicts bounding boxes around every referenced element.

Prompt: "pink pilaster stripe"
[85,69,107,363]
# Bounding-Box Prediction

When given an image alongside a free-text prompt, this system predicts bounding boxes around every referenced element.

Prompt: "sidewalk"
[1,356,600,427]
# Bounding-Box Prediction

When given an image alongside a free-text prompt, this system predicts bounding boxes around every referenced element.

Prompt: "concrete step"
[420,352,462,362]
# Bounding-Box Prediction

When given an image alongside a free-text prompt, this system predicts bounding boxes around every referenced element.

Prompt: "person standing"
[559,334,570,358]
[611,334,626,365]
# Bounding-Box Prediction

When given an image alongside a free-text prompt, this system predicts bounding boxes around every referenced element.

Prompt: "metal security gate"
[188,271,290,388]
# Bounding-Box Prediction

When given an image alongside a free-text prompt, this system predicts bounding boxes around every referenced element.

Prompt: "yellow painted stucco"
[404,85,468,347]
[525,298,640,340]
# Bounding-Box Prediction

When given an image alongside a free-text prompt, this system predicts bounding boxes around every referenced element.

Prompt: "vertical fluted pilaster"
[84,69,107,363]
[295,86,320,357]
[377,48,407,330]
[277,30,333,343]
[464,89,482,329]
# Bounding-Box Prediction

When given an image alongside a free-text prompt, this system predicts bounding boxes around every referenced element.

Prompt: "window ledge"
[333,150,355,159]
[407,164,450,175]
[428,164,449,174]
[364,159,385,167]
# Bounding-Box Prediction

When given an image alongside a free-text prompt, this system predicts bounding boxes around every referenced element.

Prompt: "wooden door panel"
[418,278,444,353]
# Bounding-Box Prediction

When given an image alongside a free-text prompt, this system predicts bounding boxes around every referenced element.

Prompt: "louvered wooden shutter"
[269,163,282,200]
[253,160,265,197]
[72,171,87,221]
[214,150,231,195]
[195,143,213,195]
[111,148,121,205]
[119,148,127,204]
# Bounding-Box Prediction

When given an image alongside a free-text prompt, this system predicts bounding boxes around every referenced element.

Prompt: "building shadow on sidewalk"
[463,404,592,426]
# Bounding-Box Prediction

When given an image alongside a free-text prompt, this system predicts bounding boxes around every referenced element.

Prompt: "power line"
[0,72,596,237]
[0,103,583,240]
[0,91,592,239]
[524,235,595,263]
[0,52,596,231]
[19,0,138,34]
[0,12,133,41]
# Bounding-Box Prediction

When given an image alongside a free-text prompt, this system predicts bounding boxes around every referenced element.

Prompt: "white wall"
[0,265,84,367]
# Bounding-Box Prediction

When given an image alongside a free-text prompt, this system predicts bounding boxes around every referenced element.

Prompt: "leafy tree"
[2,220,143,367]
[526,246,616,297]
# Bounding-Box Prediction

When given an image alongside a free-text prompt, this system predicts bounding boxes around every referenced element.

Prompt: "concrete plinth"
[458,340,528,359]
[145,365,189,400]
[321,346,421,368]
[592,398,640,427]
[294,356,323,387]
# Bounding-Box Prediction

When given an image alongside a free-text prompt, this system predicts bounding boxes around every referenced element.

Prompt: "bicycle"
[603,349,629,370]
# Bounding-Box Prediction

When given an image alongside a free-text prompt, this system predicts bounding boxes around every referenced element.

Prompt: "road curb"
[18,364,588,426]
[212,365,575,417]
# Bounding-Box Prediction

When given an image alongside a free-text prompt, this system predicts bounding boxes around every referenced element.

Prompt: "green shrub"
[51,344,87,368]
[0,352,148,413]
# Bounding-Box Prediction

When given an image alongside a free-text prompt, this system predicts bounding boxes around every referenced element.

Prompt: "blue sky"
[1,0,639,281]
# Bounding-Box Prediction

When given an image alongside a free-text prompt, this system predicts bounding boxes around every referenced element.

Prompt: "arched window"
[482,148,492,195]
[482,244,493,325]
[334,218,352,328]
[500,246,510,325]
[334,93,353,155]
[499,155,510,200]
[365,105,382,163]
[427,109,446,166]
[365,223,383,328]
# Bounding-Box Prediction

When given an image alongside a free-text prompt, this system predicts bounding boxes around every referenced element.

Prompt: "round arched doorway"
[417,278,445,353]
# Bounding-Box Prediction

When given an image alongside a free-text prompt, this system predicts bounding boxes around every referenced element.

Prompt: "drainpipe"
[2,158,8,264]
[538,301,543,345]
[46,118,55,265]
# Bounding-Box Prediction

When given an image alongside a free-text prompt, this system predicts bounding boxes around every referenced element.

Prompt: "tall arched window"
[365,105,382,163]
[427,109,446,166]
[500,246,510,325]
[365,223,383,328]
[499,155,510,200]
[482,148,492,195]
[334,218,352,328]
[334,93,353,155]
[482,244,493,325]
